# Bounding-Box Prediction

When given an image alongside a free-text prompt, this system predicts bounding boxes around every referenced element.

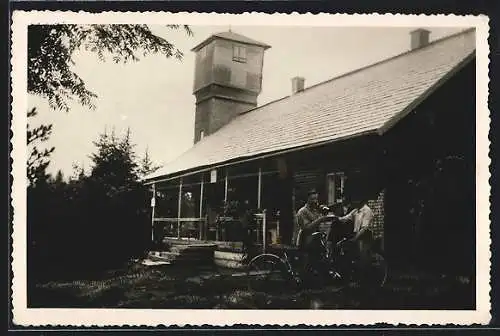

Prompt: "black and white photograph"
[10,12,490,326]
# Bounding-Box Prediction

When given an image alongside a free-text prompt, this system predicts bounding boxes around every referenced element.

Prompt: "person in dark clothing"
[239,200,256,261]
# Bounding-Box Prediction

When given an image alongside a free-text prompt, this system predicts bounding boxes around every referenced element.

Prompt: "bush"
[28,129,155,283]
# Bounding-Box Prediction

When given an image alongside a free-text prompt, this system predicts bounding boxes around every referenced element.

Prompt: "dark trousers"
[355,231,374,286]
[299,232,323,274]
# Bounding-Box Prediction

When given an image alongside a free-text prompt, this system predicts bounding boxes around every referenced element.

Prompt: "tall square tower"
[191,31,270,143]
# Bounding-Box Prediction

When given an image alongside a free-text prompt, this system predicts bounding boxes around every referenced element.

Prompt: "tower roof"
[191,31,271,51]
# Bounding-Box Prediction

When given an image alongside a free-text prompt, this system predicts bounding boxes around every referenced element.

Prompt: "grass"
[29,262,475,309]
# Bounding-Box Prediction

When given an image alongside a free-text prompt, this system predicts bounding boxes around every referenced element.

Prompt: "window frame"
[326,172,345,205]
[232,45,247,63]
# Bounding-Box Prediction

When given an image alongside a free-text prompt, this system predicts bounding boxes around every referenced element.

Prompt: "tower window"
[232,45,247,63]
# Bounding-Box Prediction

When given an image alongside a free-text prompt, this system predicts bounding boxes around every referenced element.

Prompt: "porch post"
[224,170,228,202]
[221,170,228,241]
[257,167,262,209]
[262,209,267,253]
[276,219,280,245]
[177,177,183,239]
[257,167,262,243]
[151,183,156,242]
[199,174,204,240]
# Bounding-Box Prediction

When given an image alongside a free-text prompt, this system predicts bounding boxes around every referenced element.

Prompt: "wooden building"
[144,29,476,274]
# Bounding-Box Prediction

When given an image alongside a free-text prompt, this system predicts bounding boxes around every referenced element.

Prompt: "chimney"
[410,29,430,50]
[291,77,305,95]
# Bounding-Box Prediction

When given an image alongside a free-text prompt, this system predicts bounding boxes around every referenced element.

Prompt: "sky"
[28,25,463,178]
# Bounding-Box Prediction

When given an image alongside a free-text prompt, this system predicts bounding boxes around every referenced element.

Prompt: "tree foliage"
[138,147,162,178]
[27,108,55,187]
[26,24,187,284]
[28,129,152,284]
[28,24,193,111]
[70,162,87,181]
[89,127,138,190]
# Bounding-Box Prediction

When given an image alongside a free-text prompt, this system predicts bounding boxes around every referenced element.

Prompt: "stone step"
[214,250,244,262]
[148,250,214,265]
[214,250,245,269]
[158,238,218,267]
[170,245,216,254]
[215,259,246,269]
[141,259,171,266]
[163,237,217,246]
[148,252,176,262]
[155,238,295,269]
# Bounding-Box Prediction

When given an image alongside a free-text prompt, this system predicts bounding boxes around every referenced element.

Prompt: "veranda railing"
[153,217,207,241]
[152,210,277,252]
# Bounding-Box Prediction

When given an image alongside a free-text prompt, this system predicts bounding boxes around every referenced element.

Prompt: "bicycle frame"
[282,251,298,276]
[246,229,387,289]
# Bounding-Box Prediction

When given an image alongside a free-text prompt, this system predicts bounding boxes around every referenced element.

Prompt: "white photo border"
[10,11,491,326]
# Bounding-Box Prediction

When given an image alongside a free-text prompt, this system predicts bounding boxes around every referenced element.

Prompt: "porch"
[145,135,386,268]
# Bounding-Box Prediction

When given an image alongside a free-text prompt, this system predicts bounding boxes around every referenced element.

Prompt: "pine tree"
[54,170,64,184]
[138,147,162,178]
[118,127,138,184]
[89,127,139,192]
[84,128,149,266]
[71,162,86,181]
[47,169,66,193]
[27,108,55,187]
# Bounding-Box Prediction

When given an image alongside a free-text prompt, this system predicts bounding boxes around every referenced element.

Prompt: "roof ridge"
[239,95,290,117]
[191,30,271,51]
[236,28,475,118]
[215,32,272,49]
[299,28,475,93]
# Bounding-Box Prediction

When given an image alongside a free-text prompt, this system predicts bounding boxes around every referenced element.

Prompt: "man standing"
[292,189,326,247]
[292,189,329,274]
[337,196,375,284]
[239,199,256,261]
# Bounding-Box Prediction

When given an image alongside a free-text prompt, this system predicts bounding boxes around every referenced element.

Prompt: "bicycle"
[246,229,388,294]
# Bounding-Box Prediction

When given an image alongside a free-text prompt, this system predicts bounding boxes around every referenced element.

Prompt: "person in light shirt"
[293,189,331,274]
[293,190,322,246]
[336,196,375,282]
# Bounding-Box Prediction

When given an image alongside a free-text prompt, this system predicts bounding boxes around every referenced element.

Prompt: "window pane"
[335,175,343,202]
[232,45,246,62]
[327,174,335,204]
[327,173,345,204]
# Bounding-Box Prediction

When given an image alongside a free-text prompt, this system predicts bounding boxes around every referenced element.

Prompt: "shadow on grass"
[29,263,475,310]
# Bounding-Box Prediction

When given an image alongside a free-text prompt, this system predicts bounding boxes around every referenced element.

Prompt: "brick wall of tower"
[194,97,256,143]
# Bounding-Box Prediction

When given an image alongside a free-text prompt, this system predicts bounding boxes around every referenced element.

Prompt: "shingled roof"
[191,31,271,51]
[146,29,475,182]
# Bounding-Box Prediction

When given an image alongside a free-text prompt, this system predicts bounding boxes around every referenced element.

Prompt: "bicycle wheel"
[246,254,292,294]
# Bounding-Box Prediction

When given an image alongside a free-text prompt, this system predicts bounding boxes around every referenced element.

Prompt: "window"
[199,130,205,139]
[327,172,345,205]
[232,45,247,63]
